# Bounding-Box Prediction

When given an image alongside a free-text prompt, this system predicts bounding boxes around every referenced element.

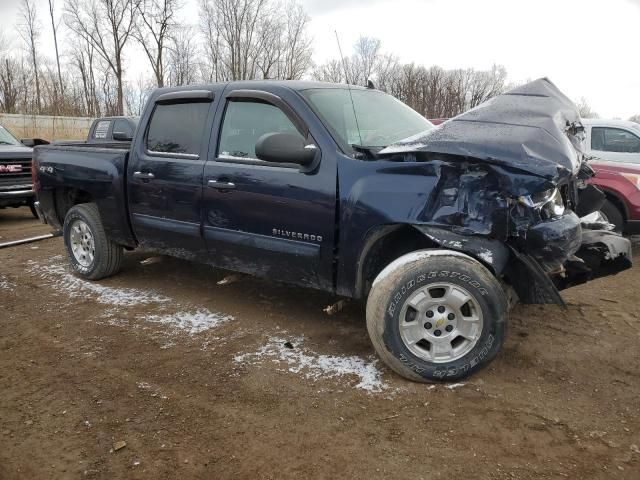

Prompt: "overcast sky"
[0,0,638,118]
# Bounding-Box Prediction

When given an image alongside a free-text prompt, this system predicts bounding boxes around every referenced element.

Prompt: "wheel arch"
[355,224,510,300]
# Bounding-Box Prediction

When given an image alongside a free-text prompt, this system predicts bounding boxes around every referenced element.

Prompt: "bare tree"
[628,114,640,124]
[134,0,182,87]
[575,97,599,119]
[65,0,139,115]
[72,36,101,117]
[353,36,381,85]
[314,38,509,118]
[167,25,199,86]
[199,0,311,81]
[47,0,65,106]
[17,0,42,113]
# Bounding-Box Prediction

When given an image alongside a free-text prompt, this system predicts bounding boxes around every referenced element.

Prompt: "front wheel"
[366,250,507,382]
[599,199,624,233]
[63,203,123,280]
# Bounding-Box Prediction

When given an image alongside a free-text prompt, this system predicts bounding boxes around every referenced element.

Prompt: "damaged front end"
[379,78,632,306]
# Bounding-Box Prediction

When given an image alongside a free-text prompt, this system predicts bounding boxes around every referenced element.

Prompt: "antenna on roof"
[334,30,363,147]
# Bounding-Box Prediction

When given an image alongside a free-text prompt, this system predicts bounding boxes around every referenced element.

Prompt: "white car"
[582,118,640,164]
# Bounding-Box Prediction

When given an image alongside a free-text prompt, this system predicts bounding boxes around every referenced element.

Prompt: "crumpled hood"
[380,78,584,183]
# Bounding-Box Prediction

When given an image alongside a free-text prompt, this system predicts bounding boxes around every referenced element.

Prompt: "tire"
[366,250,507,383]
[29,201,38,218]
[63,203,123,280]
[599,199,624,233]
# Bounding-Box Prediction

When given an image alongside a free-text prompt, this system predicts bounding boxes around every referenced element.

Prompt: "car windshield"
[301,88,434,150]
[0,126,21,146]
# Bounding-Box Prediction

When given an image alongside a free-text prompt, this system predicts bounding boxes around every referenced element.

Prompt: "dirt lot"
[1,206,639,479]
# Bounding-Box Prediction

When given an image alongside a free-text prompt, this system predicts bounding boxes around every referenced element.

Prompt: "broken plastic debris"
[446,383,465,390]
[113,440,127,451]
[140,256,163,265]
[323,300,347,315]
[217,273,244,285]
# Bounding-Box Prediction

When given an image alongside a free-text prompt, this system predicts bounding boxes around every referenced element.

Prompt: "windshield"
[301,88,434,150]
[0,126,21,146]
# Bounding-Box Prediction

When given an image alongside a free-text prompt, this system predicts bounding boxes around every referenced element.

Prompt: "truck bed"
[33,142,137,247]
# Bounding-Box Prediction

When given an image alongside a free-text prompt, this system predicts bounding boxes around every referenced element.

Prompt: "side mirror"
[255,132,316,165]
[21,138,50,147]
[112,131,133,141]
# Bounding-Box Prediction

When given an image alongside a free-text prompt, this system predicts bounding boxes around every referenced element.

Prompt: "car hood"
[380,78,584,183]
[0,145,33,157]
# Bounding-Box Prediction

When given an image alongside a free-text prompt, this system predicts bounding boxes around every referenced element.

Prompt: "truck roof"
[153,80,370,94]
[581,118,640,132]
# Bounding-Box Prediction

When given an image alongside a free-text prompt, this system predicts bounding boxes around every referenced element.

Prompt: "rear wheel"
[63,203,123,280]
[366,250,507,382]
[599,199,624,233]
[29,201,38,218]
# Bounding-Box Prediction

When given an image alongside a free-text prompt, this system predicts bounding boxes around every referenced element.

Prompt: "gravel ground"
[1,206,639,479]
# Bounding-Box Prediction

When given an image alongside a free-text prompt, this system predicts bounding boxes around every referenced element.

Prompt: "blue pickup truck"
[32,78,632,382]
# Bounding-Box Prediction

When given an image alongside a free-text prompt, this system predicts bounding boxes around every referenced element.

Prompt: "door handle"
[208,179,236,190]
[133,171,155,180]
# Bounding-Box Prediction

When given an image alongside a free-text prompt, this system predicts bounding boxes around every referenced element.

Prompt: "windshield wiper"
[350,144,384,159]
[0,141,14,145]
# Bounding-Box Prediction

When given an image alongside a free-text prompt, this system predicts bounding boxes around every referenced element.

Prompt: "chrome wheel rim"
[69,219,95,268]
[399,282,484,363]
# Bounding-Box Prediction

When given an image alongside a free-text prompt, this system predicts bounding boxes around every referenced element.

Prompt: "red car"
[588,160,640,234]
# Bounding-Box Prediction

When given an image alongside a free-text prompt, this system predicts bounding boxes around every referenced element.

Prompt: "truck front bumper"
[507,212,632,304]
[0,185,34,208]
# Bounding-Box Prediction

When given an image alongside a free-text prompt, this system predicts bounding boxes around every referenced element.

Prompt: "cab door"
[127,90,215,258]
[202,88,337,291]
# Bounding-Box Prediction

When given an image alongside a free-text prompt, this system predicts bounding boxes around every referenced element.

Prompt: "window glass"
[218,100,302,159]
[592,127,640,154]
[146,103,210,155]
[0,126,21,145]
[93,120,110,139]
[301,88,433,148]
[113,119,134,138]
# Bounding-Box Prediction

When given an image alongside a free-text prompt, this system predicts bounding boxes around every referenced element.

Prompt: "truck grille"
[0,157,32,190]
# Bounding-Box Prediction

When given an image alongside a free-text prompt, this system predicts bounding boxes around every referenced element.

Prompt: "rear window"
[146,103,210,156]
[93,120,110,139]
[113,119,134,138]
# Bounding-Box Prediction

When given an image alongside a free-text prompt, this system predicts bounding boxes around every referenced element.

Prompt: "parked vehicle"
[0,125,38,216]
[86,116,139,143]
[579,119,640,233]
[32,78,632,382]
[582,118,640,164]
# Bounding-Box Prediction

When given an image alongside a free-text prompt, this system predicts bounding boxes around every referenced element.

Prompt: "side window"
[146,102,210,156]
[113,119,134,138]
[93,120,111,139]
[218,100,303,159]
[592,127,640,154]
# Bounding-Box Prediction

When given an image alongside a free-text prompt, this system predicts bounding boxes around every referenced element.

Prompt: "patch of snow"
[477,249,493,264]
[0,275,15,291]
[235,336,387,393]
[143,310,233,335]
[27,258,234,338]
[28,261,170,307]
[445,382,465,390]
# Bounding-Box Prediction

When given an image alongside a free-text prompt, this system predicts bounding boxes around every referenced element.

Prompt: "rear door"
[202,87,337,291]
[127,90,216,258]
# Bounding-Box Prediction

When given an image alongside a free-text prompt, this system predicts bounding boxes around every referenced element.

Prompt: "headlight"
[518,188,565,219]
[621,173,640,191]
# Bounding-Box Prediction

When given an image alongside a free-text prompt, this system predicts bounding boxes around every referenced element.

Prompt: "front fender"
[413,225,510,275]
